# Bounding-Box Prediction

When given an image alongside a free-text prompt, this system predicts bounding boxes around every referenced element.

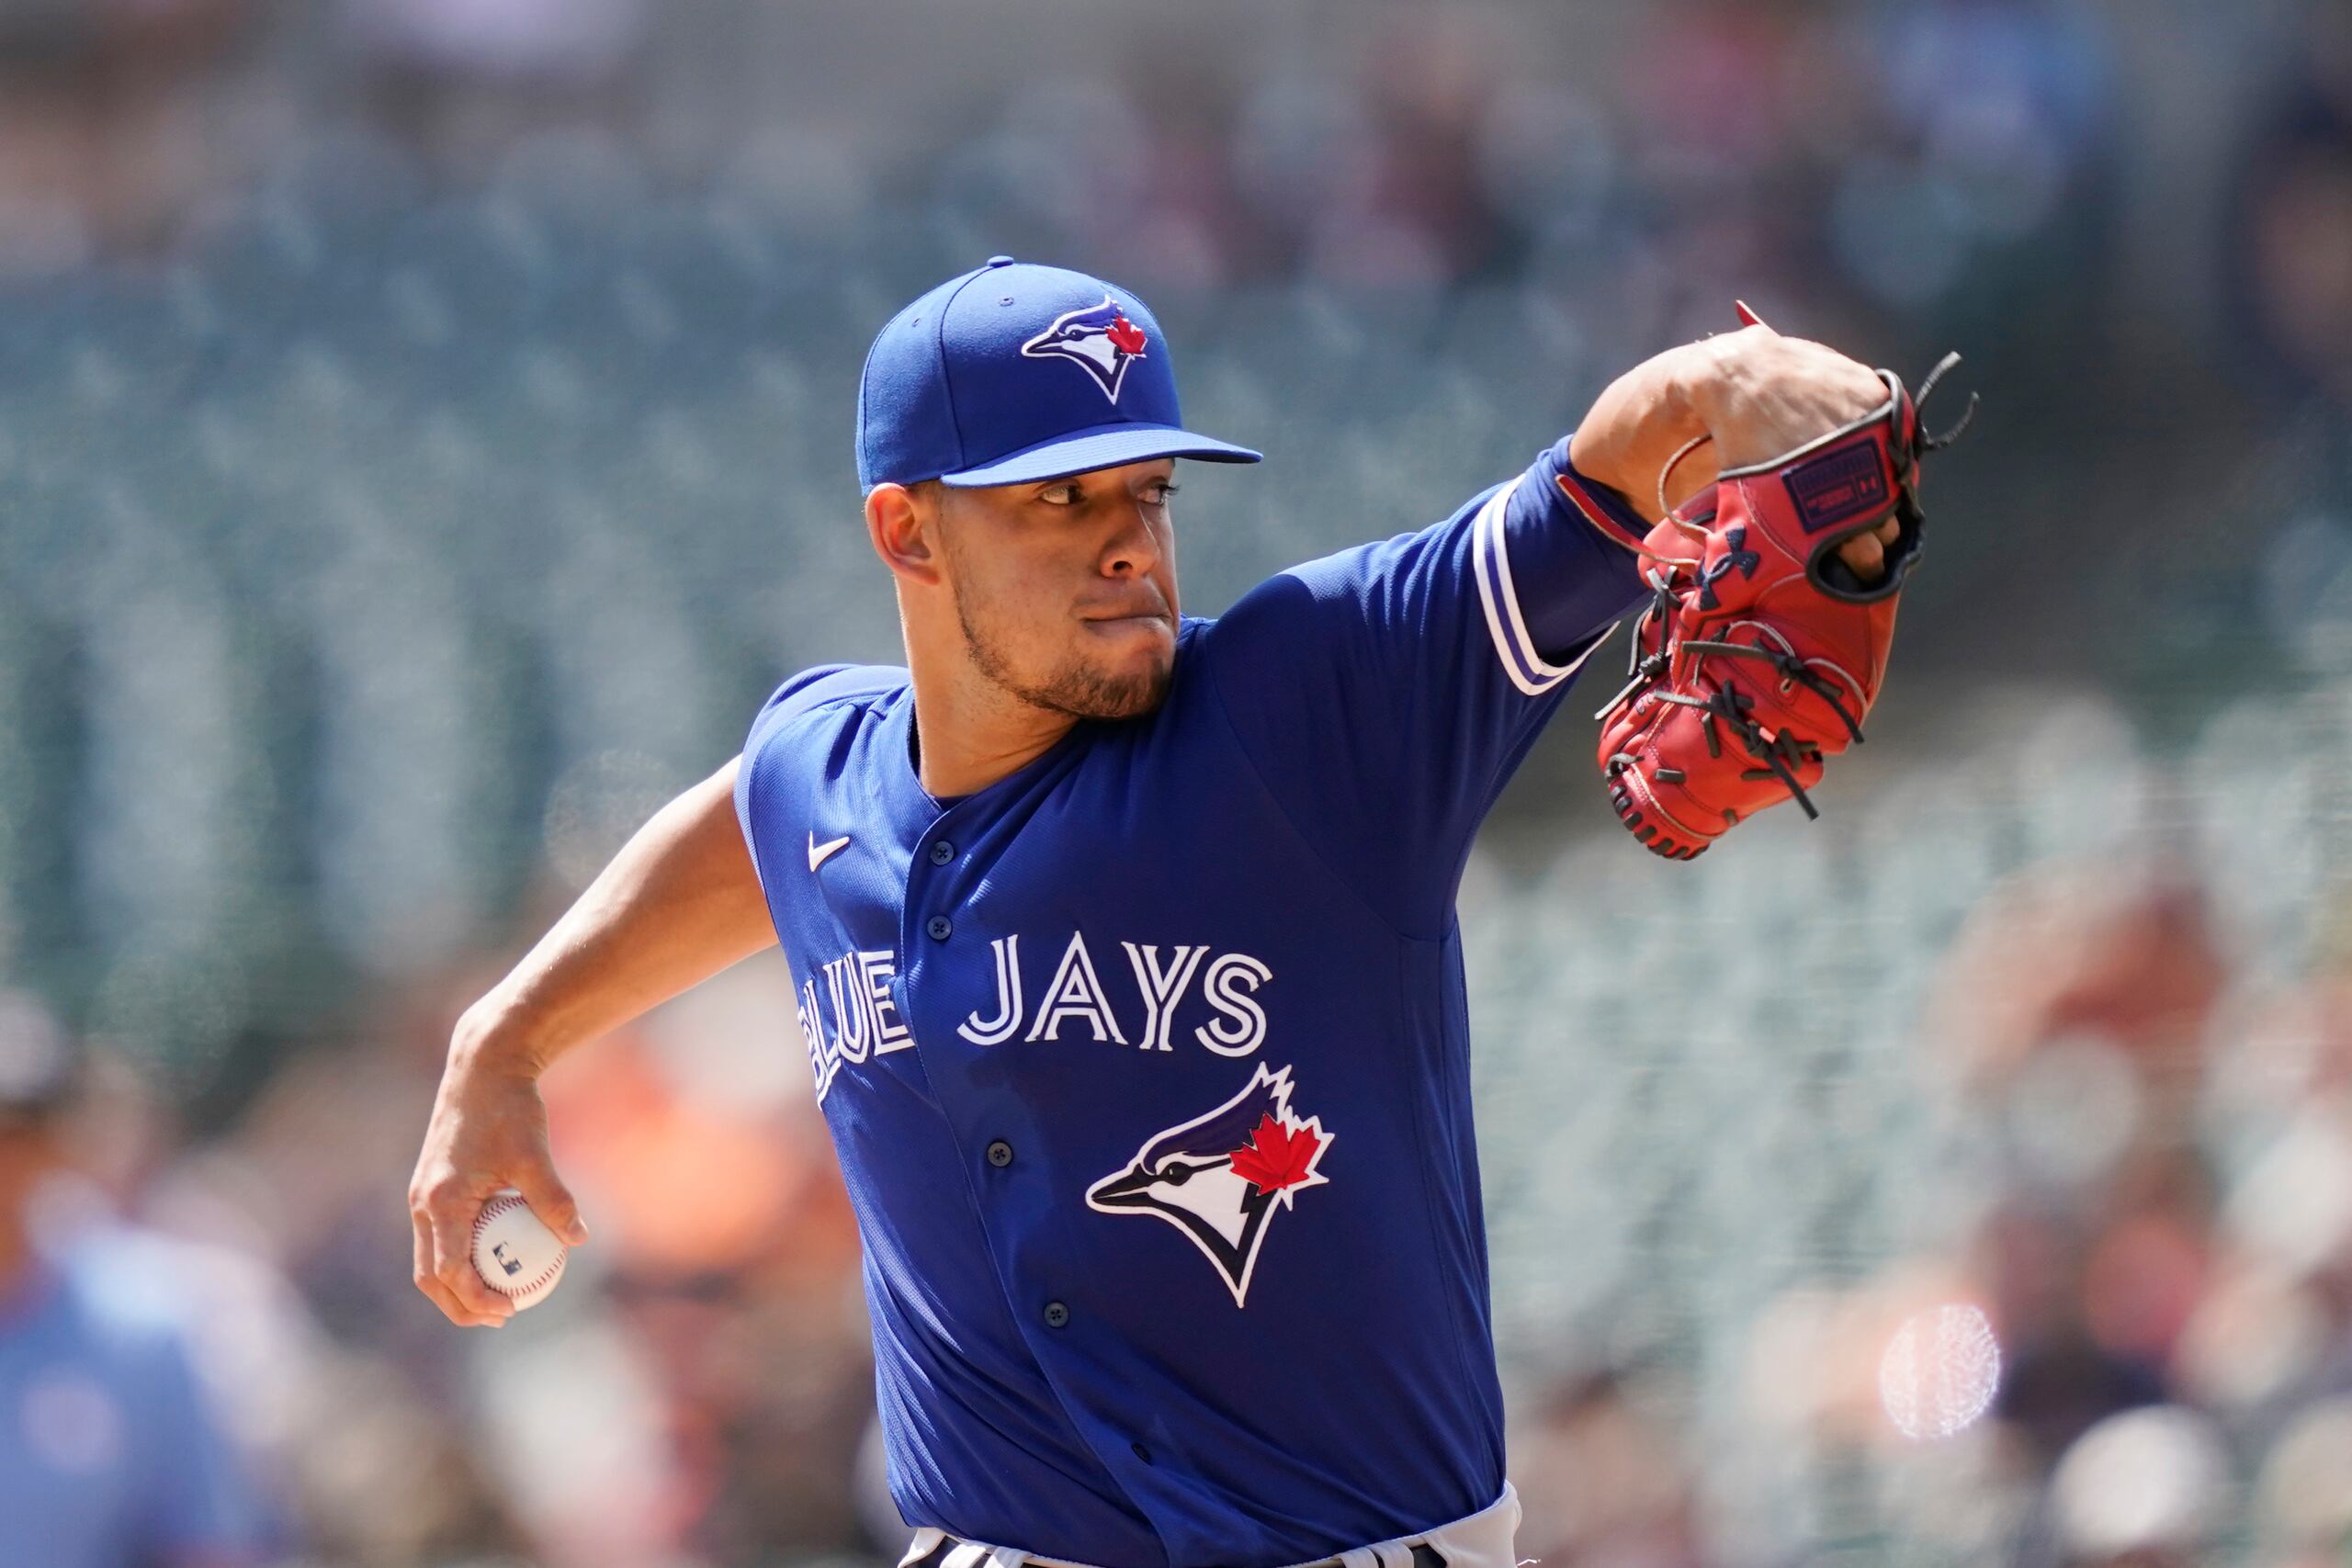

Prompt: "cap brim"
[941,423,1262,487]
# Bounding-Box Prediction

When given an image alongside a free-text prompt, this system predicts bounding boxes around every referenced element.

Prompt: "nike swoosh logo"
[808,832,851,874]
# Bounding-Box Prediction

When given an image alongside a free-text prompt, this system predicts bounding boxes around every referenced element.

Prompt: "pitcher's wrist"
[448,994,557,1081]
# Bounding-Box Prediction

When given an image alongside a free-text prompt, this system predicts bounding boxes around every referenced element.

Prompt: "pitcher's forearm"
[454,756,778,1078]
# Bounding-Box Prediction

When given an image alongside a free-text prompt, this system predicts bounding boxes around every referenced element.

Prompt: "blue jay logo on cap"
[1020,296,1151,404]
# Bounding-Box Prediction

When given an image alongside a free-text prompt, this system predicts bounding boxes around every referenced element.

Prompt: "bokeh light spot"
[1878,1303,2001,1441]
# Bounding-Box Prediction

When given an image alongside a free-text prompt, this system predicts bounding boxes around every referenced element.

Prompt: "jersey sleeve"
[734,663,903,888]
[740,663,862,772]
[1199,434,1648,937]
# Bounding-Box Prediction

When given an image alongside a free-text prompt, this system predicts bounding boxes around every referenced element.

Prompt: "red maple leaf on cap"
[1228,1113,1326,1196]
[1105,314,1147,355]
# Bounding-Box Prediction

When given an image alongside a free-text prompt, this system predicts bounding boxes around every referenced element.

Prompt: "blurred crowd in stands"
[1,0,2350,1565]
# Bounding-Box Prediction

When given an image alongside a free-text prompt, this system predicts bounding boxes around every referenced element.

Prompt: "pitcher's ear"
[865,481,943,585]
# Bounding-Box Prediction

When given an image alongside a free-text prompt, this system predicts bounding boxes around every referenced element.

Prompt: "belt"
[898,1480,1516,1568]
[902,1539,1452,1568]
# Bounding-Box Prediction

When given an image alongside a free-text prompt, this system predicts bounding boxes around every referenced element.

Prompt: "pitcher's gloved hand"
[1587,346,1975,860]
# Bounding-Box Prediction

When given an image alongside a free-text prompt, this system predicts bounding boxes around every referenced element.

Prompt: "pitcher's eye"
[1039,482,1080,506]
[1148,481,1180,504]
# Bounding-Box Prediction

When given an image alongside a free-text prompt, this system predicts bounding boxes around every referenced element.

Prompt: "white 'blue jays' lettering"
[801,933,1273,1101]
[800,947,912,1099]
[945,931,1270,1060]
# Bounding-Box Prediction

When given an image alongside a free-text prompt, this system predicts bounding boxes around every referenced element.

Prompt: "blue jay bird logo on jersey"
[1021,295,1151,403]
[1085,1065,1332,1306]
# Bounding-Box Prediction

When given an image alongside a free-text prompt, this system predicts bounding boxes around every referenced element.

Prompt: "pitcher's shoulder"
[745,662,909,758]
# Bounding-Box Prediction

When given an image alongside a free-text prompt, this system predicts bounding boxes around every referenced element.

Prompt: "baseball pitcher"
[408,257,1964,1566]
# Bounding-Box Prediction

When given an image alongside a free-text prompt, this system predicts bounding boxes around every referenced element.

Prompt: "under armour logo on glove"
[1696,525,1761,611]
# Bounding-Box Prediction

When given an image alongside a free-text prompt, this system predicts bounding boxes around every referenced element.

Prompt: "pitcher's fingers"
[1838,513,1905,578]
[413,1210,504,1326]
[415,1210,505,1327]
[1838,531,1886,581]
[421,1269,502,1328]
[427,1203,516,1323]
[512,1164,590,1248]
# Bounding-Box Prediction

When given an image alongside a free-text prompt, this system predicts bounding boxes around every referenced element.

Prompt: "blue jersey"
[0,1235,277,1568]
[736,437,1646,1564]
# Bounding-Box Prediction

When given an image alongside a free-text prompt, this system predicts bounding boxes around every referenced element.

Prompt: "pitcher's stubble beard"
[953,578,1172,721]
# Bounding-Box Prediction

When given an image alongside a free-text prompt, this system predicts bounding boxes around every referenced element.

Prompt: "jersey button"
[985,1140,1013,1168]
[928,840,955,866]
[1043,1301,1069,1329]
[926,915,953,941]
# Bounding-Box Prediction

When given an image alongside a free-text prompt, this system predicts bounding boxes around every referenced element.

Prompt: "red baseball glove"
[1585,350,1974,860]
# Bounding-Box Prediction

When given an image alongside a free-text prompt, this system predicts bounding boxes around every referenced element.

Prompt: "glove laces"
[1594,568,1860,824]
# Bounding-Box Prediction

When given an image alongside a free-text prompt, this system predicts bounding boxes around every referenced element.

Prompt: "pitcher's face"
[933,458,1182,721]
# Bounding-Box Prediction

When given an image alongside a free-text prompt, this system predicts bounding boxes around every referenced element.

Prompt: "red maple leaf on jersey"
[1229,1113,1326,1195]
[1105,313,1148,355]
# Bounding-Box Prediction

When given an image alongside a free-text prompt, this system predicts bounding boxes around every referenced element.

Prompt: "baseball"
[470,1189,568,1310]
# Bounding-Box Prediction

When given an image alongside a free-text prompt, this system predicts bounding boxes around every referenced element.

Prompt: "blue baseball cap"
[856,256,1262,491]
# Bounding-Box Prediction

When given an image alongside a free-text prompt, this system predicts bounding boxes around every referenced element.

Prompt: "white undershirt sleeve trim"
[1471,476,1617,697]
